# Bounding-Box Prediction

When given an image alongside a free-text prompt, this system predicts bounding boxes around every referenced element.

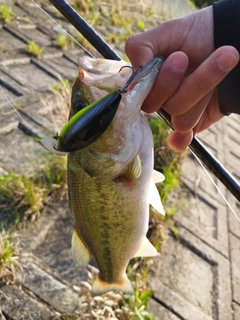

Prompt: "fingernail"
[171,55,188,72]
[217,52,238,71]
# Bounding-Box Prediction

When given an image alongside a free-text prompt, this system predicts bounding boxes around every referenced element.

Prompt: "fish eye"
[74,99,87,112]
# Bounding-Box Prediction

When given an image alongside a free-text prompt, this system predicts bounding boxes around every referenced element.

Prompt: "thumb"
[125,31,158,68]
[125,22,179,68]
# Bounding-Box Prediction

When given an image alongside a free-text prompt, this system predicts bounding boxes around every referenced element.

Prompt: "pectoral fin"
[149,179,165,215]
[72,229,92,268]
[153,169,165,183]
[122,154,142,181]
[133,237,158,258]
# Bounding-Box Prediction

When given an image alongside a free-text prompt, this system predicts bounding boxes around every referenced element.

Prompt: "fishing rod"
[48,0,240,202]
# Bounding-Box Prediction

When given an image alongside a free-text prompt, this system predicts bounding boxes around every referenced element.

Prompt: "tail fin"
[91,274,134,295]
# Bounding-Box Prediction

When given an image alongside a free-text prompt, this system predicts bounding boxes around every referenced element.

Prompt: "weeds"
[137,20,145,31]
[72,0,101,26]
[147,115,184,247]
[56,32,74,50]
[71,0,155,47]
[124,260,154,319]
[0,230,18,284]
[0,152,67,229]
[0,171,44,227]
[0,5,14,23]
[149,115,182,205]
[27,41,45,58]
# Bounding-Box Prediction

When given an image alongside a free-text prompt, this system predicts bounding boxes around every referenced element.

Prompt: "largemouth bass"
[42,56,165,295]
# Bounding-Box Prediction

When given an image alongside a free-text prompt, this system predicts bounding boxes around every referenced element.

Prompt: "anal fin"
[133,237,158,258]
[72,229,92,268]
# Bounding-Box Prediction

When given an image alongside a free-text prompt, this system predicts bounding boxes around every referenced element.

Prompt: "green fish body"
[68,57,165,295]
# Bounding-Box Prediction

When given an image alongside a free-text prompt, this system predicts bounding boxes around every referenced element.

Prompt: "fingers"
[141,52,188,113]
[168,131,193,152]
[193,92,224,134]
[168,92,224,152]
[163,46,239,116]
[171,91,213,132]
[125,21,182,68]
[125,33,155,68]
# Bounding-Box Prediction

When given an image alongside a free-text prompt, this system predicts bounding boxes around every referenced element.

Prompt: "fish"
[42,56,165,295]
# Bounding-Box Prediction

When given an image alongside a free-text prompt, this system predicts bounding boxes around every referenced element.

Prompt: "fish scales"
[52,57,165,295]
[68,116,152,285]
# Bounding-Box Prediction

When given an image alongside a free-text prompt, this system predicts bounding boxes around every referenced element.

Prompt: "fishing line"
[190,149,239,221]
[155,111,239,220]
[0,85,29,126]
[6,0,240,218]
[31,0,95,58]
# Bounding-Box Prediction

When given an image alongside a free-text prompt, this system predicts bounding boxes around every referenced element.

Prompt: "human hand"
[125,6,239,151]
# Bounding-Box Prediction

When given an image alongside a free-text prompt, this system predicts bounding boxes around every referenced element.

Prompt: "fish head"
[73,56,164,112]
[53,57,164,153]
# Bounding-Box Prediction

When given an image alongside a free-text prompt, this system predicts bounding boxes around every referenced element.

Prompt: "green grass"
[56,32,74,50]
[0,230,17,283]
[0,151,67,229]
[124,259,155,320]
[27,41,45,58]
[0,5,14,23]
[69,0,156,48]
[149,116,182,207]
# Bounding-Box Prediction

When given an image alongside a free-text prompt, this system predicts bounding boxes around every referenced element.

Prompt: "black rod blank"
[159,109,240,201]
[48,0,121,60]
[48,0,240,202]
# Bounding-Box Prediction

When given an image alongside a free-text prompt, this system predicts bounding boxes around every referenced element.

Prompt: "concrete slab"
[18,257,81,314]
[17,25,53,47]
[233,302,240,320]
[229,233,240,305]
[149,227,232,320]
[148,299,181,320]
[0,285,58,320]
[228,196,240,239]
[32,201,89,286]
[0,27,26,54]
[1,60,58,91]
[43,54,79,80]
[175,189,229,258]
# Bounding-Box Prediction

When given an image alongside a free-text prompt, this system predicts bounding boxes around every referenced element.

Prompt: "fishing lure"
[41,66,142,154]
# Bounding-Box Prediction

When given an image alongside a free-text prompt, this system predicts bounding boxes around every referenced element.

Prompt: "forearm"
[213,0,240,114]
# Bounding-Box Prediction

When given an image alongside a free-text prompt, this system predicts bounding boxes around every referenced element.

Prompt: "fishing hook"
[118,65,143,93]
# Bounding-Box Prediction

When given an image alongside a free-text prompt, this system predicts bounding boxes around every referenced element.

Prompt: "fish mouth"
[121,57,164,103]
[55,57,164,153]
[130,57,164,84]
